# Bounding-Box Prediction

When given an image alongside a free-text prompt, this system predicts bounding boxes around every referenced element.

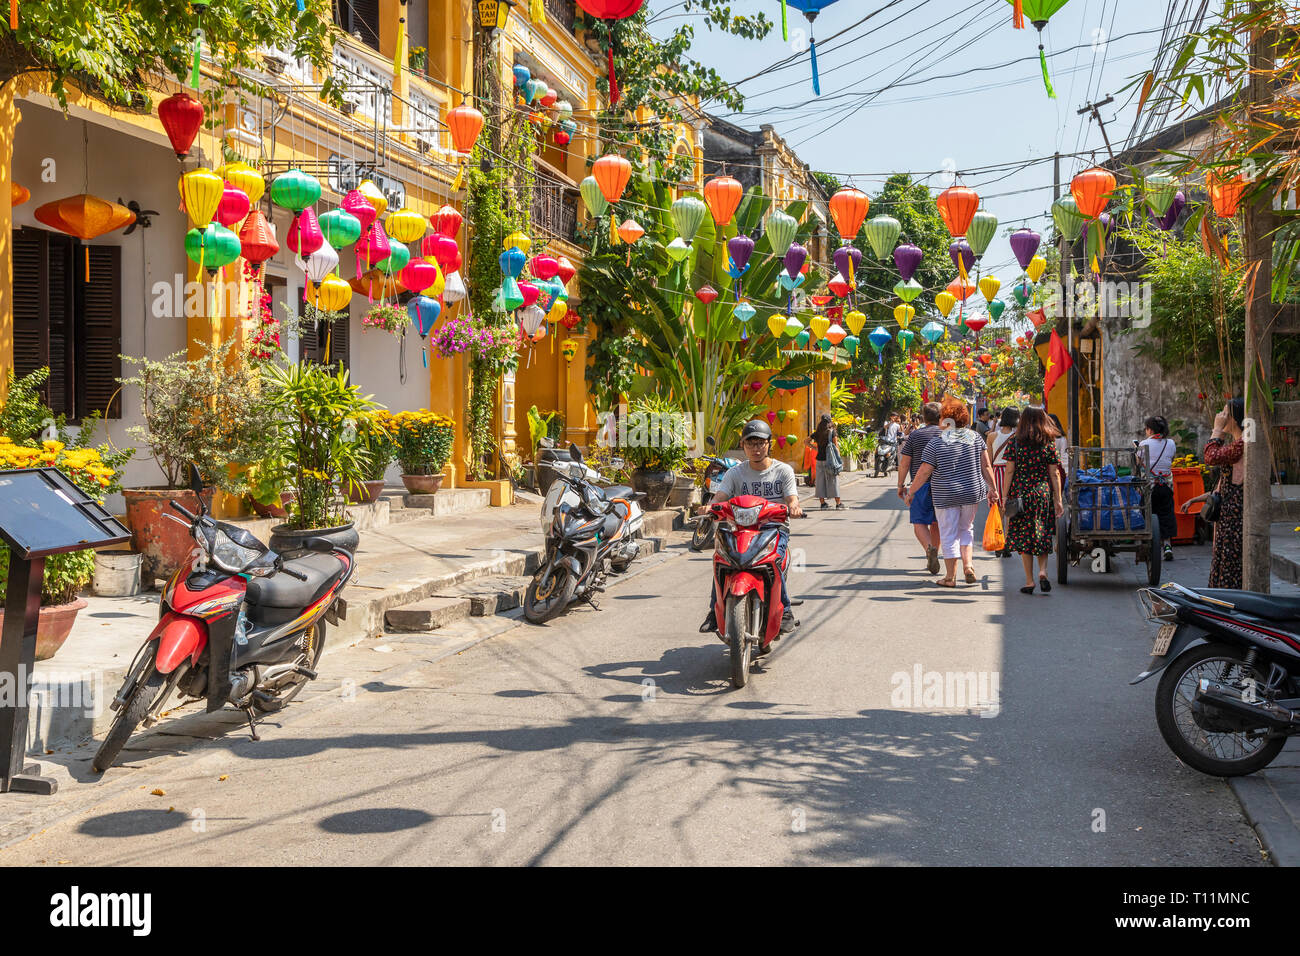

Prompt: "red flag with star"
[1043,329,1072,400]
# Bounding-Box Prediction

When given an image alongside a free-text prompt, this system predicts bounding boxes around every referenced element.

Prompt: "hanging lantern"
[833,245,862,284]
[765,209,798,258]
[617,219,644,244]
[297,238,339,284]
[1155,191,1186,231]
[1209,172,1247,218]
[978,275,1001,303]
[727,235,755,276]
[500,245,527,278]
[695,284,718,305]
[426,234,461,271]
[862,215,900,260]
[386,207,428,244]
[967,211,998,260]
[946,277,977,301]
[350,270,402,300]
[219,162,265,206]
[868,326,891,359]
[783,243,808,278]
[360,222,392,271]
[158,91,205,160]
[1143,172,1179,218]
[810,315,831,340]
[667,238,691,262]
[936,186,979,237]
[530,255,560,281]
[11,182,29,207]
[443,270,468,304]
[342,189,379,234]
[270,169,321,213]
[894,278,923,303]
[921,321,945,345]
[794,330,811,349]
[35,194,135,240]
[400,257,439,294]
[430,204,463,239]
[215,184,251,228]
[949,239,975,277]
[703,175,744,227]
[893,304,915,328]
[239,210,279,264]
[1007,0,1070,97]
[767,314,786,338]
[845,310,867,335]
[894,243,923,282]
[404,295,439,337]
[512,64,531,87]
[964,314,988,335]
[897,328,917,350]
[1028,307,1047,328]
[446,104,485,154]
[842,335,860,358]
[579,176,610,220]
[1012,279,1035,306]
[379,240,411,277]
[320,208,362,249]
[665,195,706,247]
[310,274,353,313]
[518,281,541,310]
[825,322,847,346]
[1007,227,1041,272]
[1071,166,1116,219]
[829,188,870,241]
[827,277,851,298]
[1052,195,1086,241]
[548,300,569,325]
[179,168,224,227]
[184,223,241,272]
[935,291,957,317]
[1027,255,1047,283]
[593,154,633,206]
[287,208,324,258]
[358,180,389,219]
[988,299,1007,322]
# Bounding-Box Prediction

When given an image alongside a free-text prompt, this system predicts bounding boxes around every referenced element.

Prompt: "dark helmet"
[740,419,772,442]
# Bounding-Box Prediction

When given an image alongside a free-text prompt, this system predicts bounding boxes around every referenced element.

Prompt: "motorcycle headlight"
[211,529,262,573]
[731,504,763,527]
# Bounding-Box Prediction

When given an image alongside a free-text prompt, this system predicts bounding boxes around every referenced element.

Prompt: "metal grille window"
[333,48,393,123]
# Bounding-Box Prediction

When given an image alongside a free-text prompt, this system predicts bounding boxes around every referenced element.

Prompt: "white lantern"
[296,237,339,284]
[442,270,468,304]
[519,303,546,335]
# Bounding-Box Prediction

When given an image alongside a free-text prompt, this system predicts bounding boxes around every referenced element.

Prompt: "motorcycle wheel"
[254,620,327,713]
[1154,642,1287,777]
[725,592,754,689]
[92,653,166,773]
[690,519,715,552]
[524,564,576,624]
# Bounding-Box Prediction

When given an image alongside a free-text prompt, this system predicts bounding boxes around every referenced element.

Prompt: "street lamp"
[477,0,515,34]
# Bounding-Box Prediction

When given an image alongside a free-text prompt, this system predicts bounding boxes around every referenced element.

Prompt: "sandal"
[1020,585,1035,595]
[1039,575,1052,593]
[936,579,957,588]
[963,568,977,584]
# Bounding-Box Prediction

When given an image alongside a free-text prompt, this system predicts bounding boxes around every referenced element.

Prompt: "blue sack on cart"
[1075,465,1145,532]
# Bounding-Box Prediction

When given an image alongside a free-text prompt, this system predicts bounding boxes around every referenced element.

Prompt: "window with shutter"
[12,228,48,388]
[337,0,380,51]
[299,312,349,372]
[79,245,122,419]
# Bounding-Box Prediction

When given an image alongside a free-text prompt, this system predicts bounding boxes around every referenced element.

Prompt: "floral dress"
[1003,440,1056,556]
[1205,438,1244,589]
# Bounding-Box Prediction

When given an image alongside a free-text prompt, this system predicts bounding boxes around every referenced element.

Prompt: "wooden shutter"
[47,234,74,417]
[11,228,48,387]
[328,312,350,370]
[342,0,380,50]
[78,244,122,420]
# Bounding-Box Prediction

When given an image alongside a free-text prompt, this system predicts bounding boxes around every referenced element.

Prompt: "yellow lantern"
[767,314,786,338]
[893,304,914,328]
[787,410,798,420]
[358,180,388,218]
[810,315,830,340]
[504,230,531,254]
[935,291,956,318]
[219,162,265,205]
[978,275,1001,303]
[427,261,446,298]
[179,168,224,228]
[310,274,353,313]
[547,300,568,324]
[845,310,867,336]
[386,207,427,244]
[1027,255,1047,283]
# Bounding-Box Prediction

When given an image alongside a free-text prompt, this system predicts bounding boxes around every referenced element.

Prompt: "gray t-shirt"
[716,459,797,505]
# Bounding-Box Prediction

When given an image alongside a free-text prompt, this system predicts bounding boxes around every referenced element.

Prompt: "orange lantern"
[829,187,870,240]
[945,277,977,301]
[10,182,29,207]
[446,104,485,154]
[936,186,979,237]
[34,194,135,240]
[1071,166,1116,219]
[349,269,403,300]
[593,153,633,204]
[703,175,743,227]
[617,219,644,244]
[1209,173,1247,218]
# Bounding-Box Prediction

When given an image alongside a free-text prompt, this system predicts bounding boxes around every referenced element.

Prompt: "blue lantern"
[408,295,441,337]
[512,64,531,88]
[499,246,526,278]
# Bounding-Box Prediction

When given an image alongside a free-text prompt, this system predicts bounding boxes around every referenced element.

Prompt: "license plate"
[1151,622,1177,656]
[708,478,723,494]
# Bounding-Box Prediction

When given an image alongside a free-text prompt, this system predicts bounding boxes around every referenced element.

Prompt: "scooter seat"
[601,485,635,500]
[1200,589,1300,622]
[246,553,347,618]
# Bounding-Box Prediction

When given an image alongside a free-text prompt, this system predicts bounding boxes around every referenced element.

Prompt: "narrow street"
[0,478,1261,866]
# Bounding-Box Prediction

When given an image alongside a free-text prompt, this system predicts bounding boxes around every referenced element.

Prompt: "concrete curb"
[1230,771,1300,866]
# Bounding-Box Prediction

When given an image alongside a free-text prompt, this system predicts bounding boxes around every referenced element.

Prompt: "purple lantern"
[949,238,974,275]
[784,242,808,278]
[833,245,862,283]
[1098,212,1115,235]
[1009,228,1042,271]
[1155,191,1185,232]
[727,235,755,273]
[894,243,923,282]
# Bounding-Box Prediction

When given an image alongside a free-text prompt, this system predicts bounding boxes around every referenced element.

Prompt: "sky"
[652,0,1184,294]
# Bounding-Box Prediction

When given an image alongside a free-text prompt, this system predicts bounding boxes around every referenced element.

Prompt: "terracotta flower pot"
[0,598,88,662]
[123,487,214,583]
[346,479,387,504]
[401,474,445,494]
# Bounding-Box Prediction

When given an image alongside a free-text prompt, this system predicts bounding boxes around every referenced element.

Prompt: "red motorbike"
[708,495,791,688]
[93,479,354,772]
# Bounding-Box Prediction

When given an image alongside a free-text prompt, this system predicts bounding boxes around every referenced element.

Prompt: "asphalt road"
[0,477,1265,865]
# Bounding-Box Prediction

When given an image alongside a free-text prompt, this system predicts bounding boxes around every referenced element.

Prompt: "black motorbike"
[524,445,644,624]
[874,432,899,477]
[1134,580,1300,776]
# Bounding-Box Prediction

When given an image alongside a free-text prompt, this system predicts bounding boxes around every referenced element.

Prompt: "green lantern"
[269,168,321,213]
[671,195,708,245]
[967,210,998,258]
[1052,196,1086,242]
[185,223,241,271]
[580,176,608,218]
[842,334,860,357]
[666,238,691,262]
[1012,280,1035,307]
[1143,172,1179,218]
[893,278,923,303]
[794,329,811,349]
[500,277,525,311]
[319,208,362,249]
[764,209,798,258]
[784,316,804,337]
[1086,218,1109,267]
[987,299,1006,322]
[817,337,831,352]
[379,240,410,276]
[896,328,916,350]
[863,215,900,260]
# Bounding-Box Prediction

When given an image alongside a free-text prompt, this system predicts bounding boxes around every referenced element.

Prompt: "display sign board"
[0,467,131,559]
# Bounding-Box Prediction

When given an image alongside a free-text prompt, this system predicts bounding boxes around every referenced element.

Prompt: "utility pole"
[1243,27,1279,592]
[1077,96,1117,162]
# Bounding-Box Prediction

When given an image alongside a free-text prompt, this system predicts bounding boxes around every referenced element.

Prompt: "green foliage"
[0,366,53,443]
[526,404,556,460]
[621,394,688,473]
[586,332,648,411]
[0,546,94,607]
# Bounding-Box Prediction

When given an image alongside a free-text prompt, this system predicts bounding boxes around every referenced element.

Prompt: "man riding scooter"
[699,419,804,640]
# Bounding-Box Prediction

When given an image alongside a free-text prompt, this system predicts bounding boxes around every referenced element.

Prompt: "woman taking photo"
[905,395,999,587]
[1001,407,1065,594]
[1138,415,1178,562]
[810,413,844,510]
[1185,398,1245,588]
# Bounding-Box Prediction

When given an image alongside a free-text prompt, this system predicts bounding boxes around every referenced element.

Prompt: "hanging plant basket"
[362,303,408,338]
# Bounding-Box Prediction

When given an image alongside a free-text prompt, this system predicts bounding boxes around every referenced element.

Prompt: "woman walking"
[986,407,1020,503]
[1138,415,1178,561]
[905,395,998,587]
[1001,407,1065,594]
[810,413,844,510]
[1188,398,1245,588]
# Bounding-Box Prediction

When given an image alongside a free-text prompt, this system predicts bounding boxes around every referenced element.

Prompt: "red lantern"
[1071,166,1116,219]
[518,282,541,309]
[828,277,851,298]
[829,188,870,240]
[215,184,251,228]
[562,311,581,330]
[239,210,279,264]
[158,91,205,160]
[695,285,718,305]
[1027,307,1047,327]
[810,295,834,307]
[555,130,571,147]
[446,104,485,154]
[424,234,459,270]
[946,277,977,301]
[936,186,979,237]
[575,0,645,104]
[531,255,560,280]
[430,204,462,238]
[964,316,988,334]
[556,257,577,285]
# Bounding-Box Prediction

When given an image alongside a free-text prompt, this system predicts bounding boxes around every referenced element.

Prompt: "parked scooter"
[874,430,899,477]
[94,469,354,772]
[707,495,791,688]
[689,445,742,552]
[526,444,644,623]
[1133,580,1300,776]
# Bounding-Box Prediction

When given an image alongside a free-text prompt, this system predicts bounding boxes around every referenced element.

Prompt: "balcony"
[533,174,578,244]
[544,0,576,33]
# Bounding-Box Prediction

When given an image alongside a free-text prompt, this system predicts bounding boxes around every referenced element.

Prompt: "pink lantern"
[360,222,391,270]
[287,208,324,257]
[342,189,378,234]
[400,257,439,294]
[427,234,459,270]
[767,410,777,424]
[531,255,560,280]
[215,185,251,228]
[518,282,541,309]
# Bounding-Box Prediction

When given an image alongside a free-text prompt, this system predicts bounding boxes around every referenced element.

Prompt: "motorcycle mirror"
[706,436,716,447]
[570,443,583,463]
[188,463,203,494]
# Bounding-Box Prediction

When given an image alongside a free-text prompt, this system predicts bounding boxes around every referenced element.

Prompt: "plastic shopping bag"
[982,503,1005,552]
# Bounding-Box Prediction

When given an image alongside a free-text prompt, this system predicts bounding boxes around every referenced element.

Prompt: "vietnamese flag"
[1043,329,1073,399]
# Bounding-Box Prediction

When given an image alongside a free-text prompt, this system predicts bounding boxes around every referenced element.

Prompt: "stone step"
[384,595,474,632]
[440,575,534,616]
[402,488,493,515]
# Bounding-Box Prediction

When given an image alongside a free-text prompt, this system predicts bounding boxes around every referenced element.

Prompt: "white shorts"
[936,504,979,558]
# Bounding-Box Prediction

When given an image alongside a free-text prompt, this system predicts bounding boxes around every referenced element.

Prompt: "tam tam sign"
[328,157,405,210]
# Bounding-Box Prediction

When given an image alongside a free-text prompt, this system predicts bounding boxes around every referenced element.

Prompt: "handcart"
[1056,446,1161,587]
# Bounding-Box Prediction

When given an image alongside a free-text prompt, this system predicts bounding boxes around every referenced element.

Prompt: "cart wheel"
[1056,514,1069,585]
[1147,528,1162,586]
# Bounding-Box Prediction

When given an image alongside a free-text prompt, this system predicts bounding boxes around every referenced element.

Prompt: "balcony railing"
[533,175,577,243]
[544,0,576,33]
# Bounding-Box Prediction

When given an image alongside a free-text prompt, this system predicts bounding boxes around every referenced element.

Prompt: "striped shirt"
[920,427,988,509]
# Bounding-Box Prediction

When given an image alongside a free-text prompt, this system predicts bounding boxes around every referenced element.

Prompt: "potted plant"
[381,409,454,494]
[118,341,269,581]
[362,302,409,338]
[408,45,427,73]
[347,412,396,503]
[260,361,379,555]
[246,456,295,517]
[623,395,688,511]
[838,430,863,473]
